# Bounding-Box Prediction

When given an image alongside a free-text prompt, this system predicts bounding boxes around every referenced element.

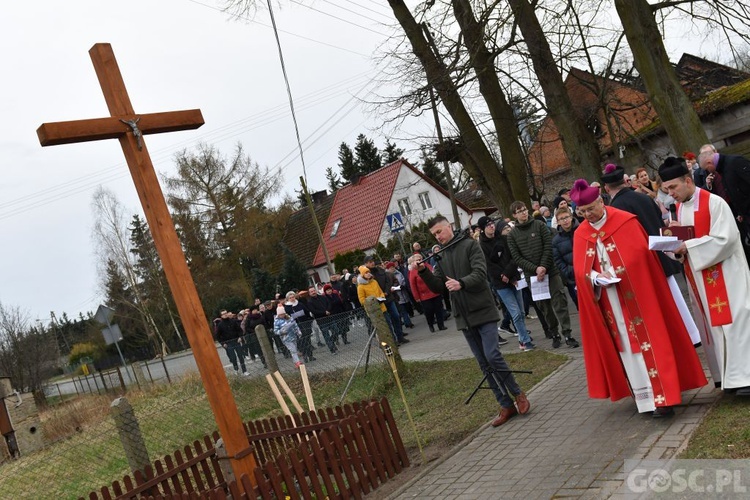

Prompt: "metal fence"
[0,308,406,499]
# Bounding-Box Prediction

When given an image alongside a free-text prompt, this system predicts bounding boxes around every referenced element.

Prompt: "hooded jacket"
[478,229,521,289]
[551,218,579,284]
[356,275,387,312]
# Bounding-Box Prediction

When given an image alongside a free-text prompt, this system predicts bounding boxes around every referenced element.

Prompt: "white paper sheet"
[515,269,528,290]
[648,235,682,252]
[530,275,551,301]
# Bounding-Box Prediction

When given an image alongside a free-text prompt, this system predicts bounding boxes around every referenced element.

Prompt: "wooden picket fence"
[83,397,408,499]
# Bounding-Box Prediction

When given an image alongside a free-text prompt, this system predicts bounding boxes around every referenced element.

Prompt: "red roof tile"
[312,160,403,266]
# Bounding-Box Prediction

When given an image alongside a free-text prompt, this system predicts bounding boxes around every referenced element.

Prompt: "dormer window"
[330,218,342,237]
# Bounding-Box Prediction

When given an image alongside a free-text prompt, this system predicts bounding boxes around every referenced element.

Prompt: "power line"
[266,0,310,183]
[317,0,393,24]
[288,0,390,37]
[186,0,371,57]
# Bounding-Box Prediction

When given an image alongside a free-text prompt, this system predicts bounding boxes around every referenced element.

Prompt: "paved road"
[389,308,722,499]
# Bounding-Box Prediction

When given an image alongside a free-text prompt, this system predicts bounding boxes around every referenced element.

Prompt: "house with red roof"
[527,53,750,196]
[282,159,475,283]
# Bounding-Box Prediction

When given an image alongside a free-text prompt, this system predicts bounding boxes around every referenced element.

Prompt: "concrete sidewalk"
[391,309,720,499]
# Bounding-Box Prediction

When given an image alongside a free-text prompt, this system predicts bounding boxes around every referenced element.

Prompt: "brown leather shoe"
[515,392,530,415]
[491,406,517,427]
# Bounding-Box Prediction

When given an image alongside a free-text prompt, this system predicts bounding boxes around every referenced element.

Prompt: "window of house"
[418,191,433,210]
[398,198,412,216]
[330,218,341,237]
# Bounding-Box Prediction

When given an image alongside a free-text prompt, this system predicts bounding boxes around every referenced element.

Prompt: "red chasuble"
[573,207,707,404]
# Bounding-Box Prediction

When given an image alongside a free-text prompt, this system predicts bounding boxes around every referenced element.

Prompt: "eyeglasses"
[513,208,528,215]
[557,216,572,221]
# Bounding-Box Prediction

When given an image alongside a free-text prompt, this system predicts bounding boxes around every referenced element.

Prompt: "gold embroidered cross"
[586,248,595,257]
[615,266,626,275]
[709,297,728,313]
[606,243,616,252]
[655,394,666,404]
[648,368,658,378]
[641,342,651,351]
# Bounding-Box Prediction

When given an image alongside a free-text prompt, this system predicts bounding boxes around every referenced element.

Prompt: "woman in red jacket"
[408,254,447,332]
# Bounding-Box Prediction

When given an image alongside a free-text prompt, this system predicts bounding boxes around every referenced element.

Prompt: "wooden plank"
[252,468,274,500]
[310,437,337,499]
[353,410,386,484]
[340,417,371,495]
[174,450,194,493]
[319,430,347,499]
[262,461,287,500]
[154,459,172,495]
[299,438,326,500]
[274,455,301,500]
[164,454,184,494]
[184,445,206,492]
[380,397,409,467]
[288,450,313,499]
[366,405,397,477]
[329,422,361,499]
[36,110,204,146]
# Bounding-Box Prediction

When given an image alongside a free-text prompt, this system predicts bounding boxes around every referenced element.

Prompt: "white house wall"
[377,166,473,246]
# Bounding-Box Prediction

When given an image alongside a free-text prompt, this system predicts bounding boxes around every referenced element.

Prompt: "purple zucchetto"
[569,179,601,207]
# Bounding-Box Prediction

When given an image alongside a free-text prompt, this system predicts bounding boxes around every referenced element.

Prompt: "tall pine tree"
[354,134,382,175]
[337,142,357,182]
[382,139,404,164]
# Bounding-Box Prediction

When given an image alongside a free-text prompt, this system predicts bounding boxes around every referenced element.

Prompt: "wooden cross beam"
[37,43,258,486]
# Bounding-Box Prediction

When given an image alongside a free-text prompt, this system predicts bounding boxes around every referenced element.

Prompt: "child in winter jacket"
[274,305,302,367]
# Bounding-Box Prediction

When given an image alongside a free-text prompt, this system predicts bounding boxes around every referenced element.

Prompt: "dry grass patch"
[681,392,750,459]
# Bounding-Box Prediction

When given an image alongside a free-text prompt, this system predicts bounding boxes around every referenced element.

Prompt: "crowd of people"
[213,144,749,428]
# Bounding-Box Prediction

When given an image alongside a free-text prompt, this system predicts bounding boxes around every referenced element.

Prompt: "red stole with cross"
[678,188,733,326]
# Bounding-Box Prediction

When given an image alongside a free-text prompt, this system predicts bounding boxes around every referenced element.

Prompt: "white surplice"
[679,188,750,389]
[589,211,655,412]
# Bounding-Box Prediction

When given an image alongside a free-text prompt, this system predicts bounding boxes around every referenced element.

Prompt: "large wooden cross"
[37,43,258,485]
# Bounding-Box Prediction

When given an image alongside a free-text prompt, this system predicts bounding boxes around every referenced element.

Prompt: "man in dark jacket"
[418,215,530,427]
[507,201,580,349]
[698,148,750,263]
[477,216,535,351]
[305,286,338,354]
[242,308,267,367]
[284,291,316,362]
[215,311,247,375]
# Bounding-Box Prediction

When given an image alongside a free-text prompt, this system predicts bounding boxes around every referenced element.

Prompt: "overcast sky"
[0,1,735,324]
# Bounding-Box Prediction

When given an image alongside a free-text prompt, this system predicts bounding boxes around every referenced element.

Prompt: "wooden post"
[254,324,277,373]
[111,397,151,474]
[37,43,258,484]
[363,297,405,374]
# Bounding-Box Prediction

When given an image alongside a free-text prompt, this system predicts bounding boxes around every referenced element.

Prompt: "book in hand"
[376,297,387,302]
[648,235,683,252]
[660,225,694,241]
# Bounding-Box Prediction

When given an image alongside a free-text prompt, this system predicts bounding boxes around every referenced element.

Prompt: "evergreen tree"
[251,268,277,301]
[354,134,382,175]
[337,142,357,182]
[382,140,404,164]
[420,147,448,190]
[325,166,341,192]
[277,247,309,292]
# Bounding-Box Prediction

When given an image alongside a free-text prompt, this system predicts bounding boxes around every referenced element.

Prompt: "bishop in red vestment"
[570,180,707,417]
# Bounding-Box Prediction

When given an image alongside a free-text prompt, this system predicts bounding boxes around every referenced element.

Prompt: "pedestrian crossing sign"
[386,212,405,233]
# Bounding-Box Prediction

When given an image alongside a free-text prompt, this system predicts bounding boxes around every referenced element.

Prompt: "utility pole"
[300,176,335,277]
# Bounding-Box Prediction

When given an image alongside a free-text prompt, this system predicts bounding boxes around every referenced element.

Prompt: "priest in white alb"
[659,157,750,396]
[570,179,707,417]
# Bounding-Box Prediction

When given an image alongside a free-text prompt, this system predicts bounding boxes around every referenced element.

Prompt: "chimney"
[350,174,362,186]
[311,190,328,206]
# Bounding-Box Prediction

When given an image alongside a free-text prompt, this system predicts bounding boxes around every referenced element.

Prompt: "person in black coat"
[242,308,267,367]
[698,150,750,263]
[215,311,247,374]
[477,216,535,350]
[306,286,338,354]
[602,164,682,279]
[262,301,289,357]
[551,208,579,309]
[323,284,349,344]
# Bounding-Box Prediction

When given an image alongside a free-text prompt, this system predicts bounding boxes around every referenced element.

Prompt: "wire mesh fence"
[0,308,408,499]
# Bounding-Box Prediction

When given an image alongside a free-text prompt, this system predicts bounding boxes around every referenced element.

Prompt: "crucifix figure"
[37,43,258,485]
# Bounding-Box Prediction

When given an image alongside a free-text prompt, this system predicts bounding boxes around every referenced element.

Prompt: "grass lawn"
[0,351,566,499]
[680,391,750,459]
